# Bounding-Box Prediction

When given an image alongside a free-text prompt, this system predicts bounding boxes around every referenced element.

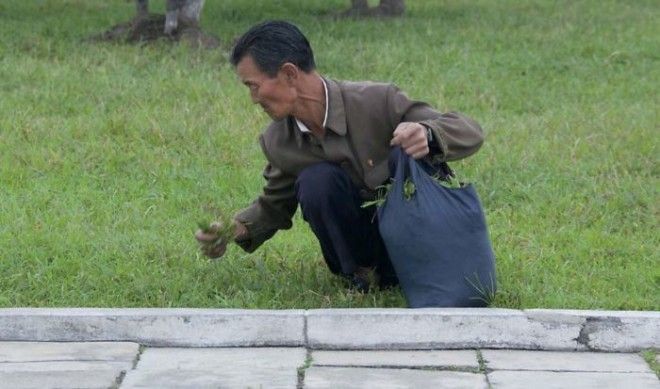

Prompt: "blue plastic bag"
[377,148,497,308]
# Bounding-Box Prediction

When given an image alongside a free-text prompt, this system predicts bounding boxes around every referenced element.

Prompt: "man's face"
[236,55,296,120]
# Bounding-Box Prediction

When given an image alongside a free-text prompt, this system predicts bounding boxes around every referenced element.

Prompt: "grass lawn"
[0,0,657,309]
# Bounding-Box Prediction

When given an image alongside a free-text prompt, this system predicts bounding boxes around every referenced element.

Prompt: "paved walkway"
[0,342,658,388]
[1,308,657,387]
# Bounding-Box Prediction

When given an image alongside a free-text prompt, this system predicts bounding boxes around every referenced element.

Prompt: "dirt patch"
[90,13,220,49]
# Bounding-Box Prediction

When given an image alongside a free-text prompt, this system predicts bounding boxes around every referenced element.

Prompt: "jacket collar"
[322,77,347,136]
[291,77,346,147]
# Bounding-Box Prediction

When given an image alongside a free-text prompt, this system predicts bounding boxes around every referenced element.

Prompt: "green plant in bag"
[361,182,392,209]
[403,178,416,200]
[432,172,466,189]
[361,168,467,209]
[360,177,416,209]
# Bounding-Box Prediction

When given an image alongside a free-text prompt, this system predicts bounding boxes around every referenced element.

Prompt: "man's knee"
[295,162,352,208]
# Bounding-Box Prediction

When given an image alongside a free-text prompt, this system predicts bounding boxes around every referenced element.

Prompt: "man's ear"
[279,63,299,84]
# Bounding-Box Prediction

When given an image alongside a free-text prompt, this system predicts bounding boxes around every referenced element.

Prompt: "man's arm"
[233,137,298,253]
[195,160,294,257]
[386,85,484,162]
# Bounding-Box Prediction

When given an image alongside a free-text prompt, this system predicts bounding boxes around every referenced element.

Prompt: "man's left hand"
[390,122,429,159]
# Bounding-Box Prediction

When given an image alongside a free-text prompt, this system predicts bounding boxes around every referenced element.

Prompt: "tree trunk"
[378,0,405,16]
[91,0,216,48]
[345,0,405,17]
[180,0,205,25]
[351,0,369,11]
[136,0,149,19]
[165,0,205,35]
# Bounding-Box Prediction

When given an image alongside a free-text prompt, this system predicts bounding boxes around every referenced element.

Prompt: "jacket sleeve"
[386,85,484,163]
[233,135,298,253]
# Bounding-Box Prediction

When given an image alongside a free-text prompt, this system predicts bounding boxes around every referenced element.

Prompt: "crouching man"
[195,21,484,292]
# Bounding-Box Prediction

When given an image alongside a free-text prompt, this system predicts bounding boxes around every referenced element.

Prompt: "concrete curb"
[0,308,657,352]
[0,308,305,347]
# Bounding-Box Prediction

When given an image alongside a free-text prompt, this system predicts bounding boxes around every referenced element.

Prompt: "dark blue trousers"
[294,157,399,288]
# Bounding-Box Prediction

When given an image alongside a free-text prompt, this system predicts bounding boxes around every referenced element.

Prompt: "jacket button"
[367,159,374,167]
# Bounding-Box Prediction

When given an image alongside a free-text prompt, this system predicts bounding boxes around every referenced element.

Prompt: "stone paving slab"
[482,350,652,373]
[306,308,582,350]
[312,350,479,369]
[0,342,138,389]
[0,360,133,372]
[304,366,488,389]
[0,370,122,389]
[0,308,305,347]
[0,341,139,362]
[488,370,660,389]
[121,347,306,388]
[526,309,660,352]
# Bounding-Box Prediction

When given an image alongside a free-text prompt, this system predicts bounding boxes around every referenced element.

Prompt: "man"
[195,21,484,292]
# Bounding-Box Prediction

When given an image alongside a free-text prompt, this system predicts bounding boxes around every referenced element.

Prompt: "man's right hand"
[194,220,247,259]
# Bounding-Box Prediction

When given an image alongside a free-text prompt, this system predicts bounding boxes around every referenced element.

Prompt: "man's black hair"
[230,20,316,77]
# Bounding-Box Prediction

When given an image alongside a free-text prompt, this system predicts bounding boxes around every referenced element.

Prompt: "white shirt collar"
[295,78,328,133]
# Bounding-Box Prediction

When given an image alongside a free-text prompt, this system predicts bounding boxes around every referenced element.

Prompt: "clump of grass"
[197,212,234,248]
[466,272,497,306]
[641,350,660,378]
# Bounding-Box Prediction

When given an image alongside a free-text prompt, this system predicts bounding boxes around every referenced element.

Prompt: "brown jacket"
[234,78,484,252]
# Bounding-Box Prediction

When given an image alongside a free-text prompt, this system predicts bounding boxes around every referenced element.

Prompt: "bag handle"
[393,147,455,183]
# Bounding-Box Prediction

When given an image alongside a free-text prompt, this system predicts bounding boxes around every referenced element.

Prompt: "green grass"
[0,0,658,309]
[642,349,659,378]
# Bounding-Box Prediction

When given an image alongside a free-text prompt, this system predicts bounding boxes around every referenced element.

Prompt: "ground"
[0,0,658,309]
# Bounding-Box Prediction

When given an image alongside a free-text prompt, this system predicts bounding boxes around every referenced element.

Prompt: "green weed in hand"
[197,220,213,233]
[197,212,234,248]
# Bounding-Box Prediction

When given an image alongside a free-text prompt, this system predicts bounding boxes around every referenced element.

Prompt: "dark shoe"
[342,266,372,293]
[348,274,370,293]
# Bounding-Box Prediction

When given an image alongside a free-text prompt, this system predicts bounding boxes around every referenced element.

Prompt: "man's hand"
[194,220,247,259]
[390,122,429,159]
